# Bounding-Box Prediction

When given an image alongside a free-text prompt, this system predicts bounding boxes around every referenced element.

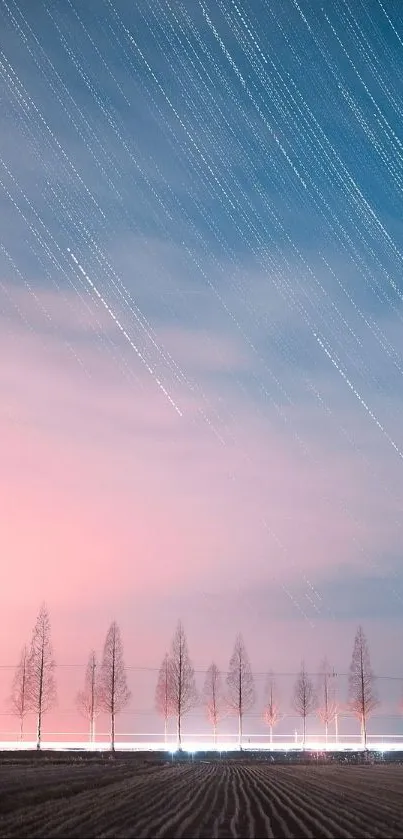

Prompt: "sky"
[1,0,403,743]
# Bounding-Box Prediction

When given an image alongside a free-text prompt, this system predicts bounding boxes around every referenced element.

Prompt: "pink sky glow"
[1,284,402,741]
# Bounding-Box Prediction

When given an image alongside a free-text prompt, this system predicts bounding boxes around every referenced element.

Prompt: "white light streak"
[67,249,183,416]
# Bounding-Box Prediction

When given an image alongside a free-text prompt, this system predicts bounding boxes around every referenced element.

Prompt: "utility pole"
[331,669,338,745]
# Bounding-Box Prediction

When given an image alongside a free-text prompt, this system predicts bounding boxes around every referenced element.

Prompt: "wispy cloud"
[2,266,403,637]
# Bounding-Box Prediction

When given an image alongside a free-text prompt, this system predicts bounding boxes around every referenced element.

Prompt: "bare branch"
[202,662,224,743]
[168,621,198,748]
[155,652,175,742]
[26,603,57,750]
[292,662,316,746]
[226,634,255,747]
[98,621,131,751]
[76,650,100,743]
[8,645,29,741]
[316,658,338,738]
[263,672,282,744]
[348,625,379,746]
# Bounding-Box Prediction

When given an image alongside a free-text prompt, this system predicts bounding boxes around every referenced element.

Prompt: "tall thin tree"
[9,644,29,742]
[292,662,316,747]
[76,650,100,744]
[226,634,255,749]
[202,662,223,744]
[155,652,175,744]
[316,658,337,744]
[98,622,131,752]
[168,621,197,749]
[26,603,57,750]
[348,625,379,747]
[263,672,282,745]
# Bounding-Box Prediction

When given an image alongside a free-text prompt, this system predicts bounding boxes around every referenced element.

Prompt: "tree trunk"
[111,712,115,752]
[164,717,167,745]
[177,713,181,749]
[238,712,242,750]
[36,710,42,751]
[19,717,24,743]
[362,714,367,748]
[302,714,306,748]
[213,723,217,745]
[270,725,273,745]
[325,721,328,745]
[37,649,44,751]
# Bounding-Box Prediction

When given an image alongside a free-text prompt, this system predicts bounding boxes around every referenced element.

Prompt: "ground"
[0,754,402,837]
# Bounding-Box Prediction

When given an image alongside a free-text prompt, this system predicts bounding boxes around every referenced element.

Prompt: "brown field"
[0,758,403,837]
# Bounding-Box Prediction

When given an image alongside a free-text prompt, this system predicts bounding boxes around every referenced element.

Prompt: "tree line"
[9,604,380,750]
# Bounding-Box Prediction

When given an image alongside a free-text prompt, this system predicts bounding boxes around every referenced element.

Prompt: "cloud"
[2,275,402,636]
[2,234,403,741]
[2,281,118,338]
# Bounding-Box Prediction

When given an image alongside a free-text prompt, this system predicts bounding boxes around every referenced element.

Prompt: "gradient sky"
[1,0,403,742]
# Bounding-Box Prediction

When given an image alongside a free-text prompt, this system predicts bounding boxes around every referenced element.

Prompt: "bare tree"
[9,644,29,741]
[202,662,224,744]
[292,662,316,747]
[316,658,338,744]
[348,625,379,747]
[76,650,100,744]
[226,634,255,748]
[26,604,57,750]
[263,672,282,745]
[98,622,131,751]
[155,652,175,744]
[169,621,198,749]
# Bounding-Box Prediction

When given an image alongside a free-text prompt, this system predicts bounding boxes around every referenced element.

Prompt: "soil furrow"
[83,767,194,838]
[211,765,231,839]
[245,766,312,838]
[93,765,202,838]
[1,759,403,838]
[270,767,403,835]
[151,765,216,838]
[235,766,274,838]
[126,766,209,838]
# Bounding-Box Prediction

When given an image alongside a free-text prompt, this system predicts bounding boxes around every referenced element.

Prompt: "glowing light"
[0,738,401,753]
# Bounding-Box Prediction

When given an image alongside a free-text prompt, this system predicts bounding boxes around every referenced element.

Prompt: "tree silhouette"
[263,672,282,745]
[348,625,379,747]
[316,658,338,744]
[9,644,29,741]
[202,662,224,744]
[155,652,175,744]
[98,622,131,751]
[26,604,56,750]
[226,634,255,748]
[168,621,197,749]
[76,650,100,744]
[292,662,316,747]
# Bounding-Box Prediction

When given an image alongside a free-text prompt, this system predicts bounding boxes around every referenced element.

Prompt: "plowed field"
[0,760,402,837]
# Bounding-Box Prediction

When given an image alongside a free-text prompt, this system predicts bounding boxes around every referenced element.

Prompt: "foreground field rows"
[0,761,403,838]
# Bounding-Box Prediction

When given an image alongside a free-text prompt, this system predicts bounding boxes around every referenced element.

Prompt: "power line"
[0,663,402,680]
[0,707,401,719]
